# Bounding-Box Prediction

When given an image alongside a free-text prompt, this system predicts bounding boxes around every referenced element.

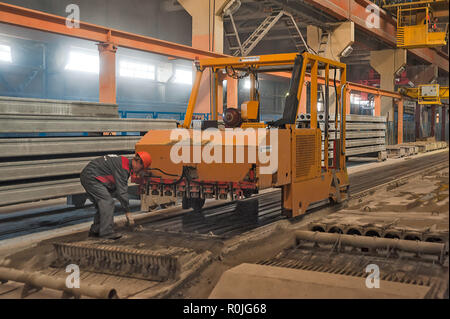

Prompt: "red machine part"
[132,167,258,201]
[146,178,257,200]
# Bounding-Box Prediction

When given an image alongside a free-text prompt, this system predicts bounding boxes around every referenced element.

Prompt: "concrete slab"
[386,146,405,158]
[209,263,431,299]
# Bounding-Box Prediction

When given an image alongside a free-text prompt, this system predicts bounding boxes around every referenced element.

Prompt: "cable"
[148,168,181,177]
[334,67,338,142]
[339,83,347,156]
[225,66,251,79]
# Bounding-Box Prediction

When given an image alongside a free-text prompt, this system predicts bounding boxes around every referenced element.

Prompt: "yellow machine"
[400,84,449,104]
[134,52,349,218]
[383,0,448,48]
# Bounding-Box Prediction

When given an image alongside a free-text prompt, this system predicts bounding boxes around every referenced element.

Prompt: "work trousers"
[80,167,115,236]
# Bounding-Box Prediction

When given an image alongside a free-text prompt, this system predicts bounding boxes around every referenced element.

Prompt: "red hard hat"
[136,151,152,168]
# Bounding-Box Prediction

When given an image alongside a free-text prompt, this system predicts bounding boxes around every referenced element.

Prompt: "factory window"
[157,64,173,82]
[0,44,12,63]
[350,94,361,104]
[243,79,251,90]
[174,69,192,85]
[120,61,155,80]
[65,50,99,73]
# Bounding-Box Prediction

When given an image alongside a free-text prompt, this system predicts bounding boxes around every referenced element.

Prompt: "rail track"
[132,150,450,239]
[0,149,448,299]
[0,150,448,241]
[348,150,449,194]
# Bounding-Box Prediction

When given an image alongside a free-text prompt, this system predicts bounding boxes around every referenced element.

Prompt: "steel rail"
[0,151,448,240]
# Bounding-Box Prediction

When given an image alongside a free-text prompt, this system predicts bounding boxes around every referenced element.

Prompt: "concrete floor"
[0,149,448,299]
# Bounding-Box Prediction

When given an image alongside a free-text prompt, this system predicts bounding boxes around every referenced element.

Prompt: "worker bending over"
[80,152,152,239]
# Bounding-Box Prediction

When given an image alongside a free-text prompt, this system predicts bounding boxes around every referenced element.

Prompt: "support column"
[370,49,407,144]
[442,106,447,141]
[431,105,436,138]
[179,0,229,115]
[397,99,403,144]
[415,103,421,140]
[374,95,381,116]
[226,77,238,109]
[307,22,354,114]
[307,21,354,63]
[97,42,117,104]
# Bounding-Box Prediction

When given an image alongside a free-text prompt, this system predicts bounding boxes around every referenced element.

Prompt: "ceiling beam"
[0,2,225,61]
[302,0,449,72]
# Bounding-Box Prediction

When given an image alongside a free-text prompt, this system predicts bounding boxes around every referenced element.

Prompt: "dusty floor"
[172,166,450,299]
[0,161,448,299]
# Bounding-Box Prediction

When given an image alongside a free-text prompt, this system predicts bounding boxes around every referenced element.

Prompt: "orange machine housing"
[135,52,349,217]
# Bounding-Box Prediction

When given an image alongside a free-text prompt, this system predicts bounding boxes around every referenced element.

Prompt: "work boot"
[98,232,122,240]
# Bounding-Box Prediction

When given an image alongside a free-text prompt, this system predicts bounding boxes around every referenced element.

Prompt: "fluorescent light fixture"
[65,50,99,73]
[0,44,12,63]
[174,69,192,84]
[340,45,353,58]
[395,65,405,77]
[120,60,155,79]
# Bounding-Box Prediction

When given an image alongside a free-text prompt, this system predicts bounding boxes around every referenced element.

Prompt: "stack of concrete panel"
[0,97,177,207]
[386,140,448,158]
[385,145,406,158]
[406,141,448,153]
[0,96,119,118]
[298,113,387,161]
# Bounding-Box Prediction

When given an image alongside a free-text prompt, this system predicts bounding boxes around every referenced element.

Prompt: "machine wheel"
[190,198,205,211]
[223,108,242,128]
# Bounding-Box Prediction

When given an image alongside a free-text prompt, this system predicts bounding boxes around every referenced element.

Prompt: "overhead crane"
[382,0,449,48]
[400,84,449,104]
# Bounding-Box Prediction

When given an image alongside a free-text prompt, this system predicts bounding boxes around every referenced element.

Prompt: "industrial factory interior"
[0,0,449,307]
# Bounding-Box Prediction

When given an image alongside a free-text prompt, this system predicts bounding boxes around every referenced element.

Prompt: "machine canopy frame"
[182,52,347,130]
